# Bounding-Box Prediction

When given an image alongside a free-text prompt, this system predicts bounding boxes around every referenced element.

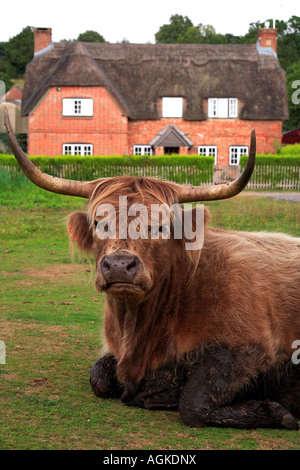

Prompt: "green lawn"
[0,181,299,450]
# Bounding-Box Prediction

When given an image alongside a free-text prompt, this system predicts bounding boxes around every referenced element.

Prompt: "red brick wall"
[28,86,128,155]
[28,86,282,163]
[34,28,52,54]
[128,118,282,164]
[258,29,277,54]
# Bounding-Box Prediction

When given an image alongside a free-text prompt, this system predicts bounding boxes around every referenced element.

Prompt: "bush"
[240,154,300,189]
[0,154,214,186]
[278,144,300,155]
[240,154,300,166]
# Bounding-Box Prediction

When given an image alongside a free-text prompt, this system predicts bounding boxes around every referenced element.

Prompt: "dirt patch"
[2,264,92,283]
[0,319,67,338]
[24,264,91,279]
[30,378,48,389]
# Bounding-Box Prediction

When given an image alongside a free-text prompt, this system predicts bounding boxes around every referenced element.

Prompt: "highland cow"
[5,108,300,429]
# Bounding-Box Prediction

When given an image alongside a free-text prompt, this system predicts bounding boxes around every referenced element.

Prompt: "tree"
[283,60,300,131]
[76,30,105,43]
[155,14,194,43]
[177,26,202,44]
[0,57,15,90]
[277,16,300,70]
[240,21,265,44]
[4,26,33,76]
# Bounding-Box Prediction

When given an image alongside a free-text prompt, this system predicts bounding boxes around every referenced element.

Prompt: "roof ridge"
[21,41,288,121]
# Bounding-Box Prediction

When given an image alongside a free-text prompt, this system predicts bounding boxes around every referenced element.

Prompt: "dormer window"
[162,97,183,118]
[62,98,93,116]
[208,98,238,118]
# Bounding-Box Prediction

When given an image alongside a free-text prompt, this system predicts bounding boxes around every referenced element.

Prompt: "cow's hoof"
[281,413,299,430]
[90,355,123,399]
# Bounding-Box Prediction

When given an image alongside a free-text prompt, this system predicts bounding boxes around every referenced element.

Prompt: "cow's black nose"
[100,252,140,284]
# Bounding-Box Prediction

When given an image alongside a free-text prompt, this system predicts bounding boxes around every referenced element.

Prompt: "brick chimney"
[34,27,52,56]
[257,28,277,54]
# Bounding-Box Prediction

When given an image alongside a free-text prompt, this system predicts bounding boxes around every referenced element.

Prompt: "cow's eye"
[159,224,168,234]
[94,220,98,228]
[148,224,170,238]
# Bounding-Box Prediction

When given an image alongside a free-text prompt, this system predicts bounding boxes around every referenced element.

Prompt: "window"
[63,144,93,156]
[208,98,238,118]
[229,146,248,166]
[133,145,152,156]
[162,97,183,118]
[62,98,93,116]
[229,98,238,118]
[198,146,218,164]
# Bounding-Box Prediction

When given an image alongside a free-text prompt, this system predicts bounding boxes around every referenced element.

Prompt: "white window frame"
[229,146,248,166]
[133,145,153,156]
[208,98,238,118]
[198,145,218,165]
[62,98,93,117]
[228,98,238,118]
[162,97,183,118]
[63,144,93,156]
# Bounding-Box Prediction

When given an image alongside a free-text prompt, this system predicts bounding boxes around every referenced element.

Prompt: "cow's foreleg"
[121,361,187,410]
[179,345,299,430]
[90,354,123,398]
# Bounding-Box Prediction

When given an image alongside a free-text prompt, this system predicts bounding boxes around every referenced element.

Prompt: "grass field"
[1,180,300,450]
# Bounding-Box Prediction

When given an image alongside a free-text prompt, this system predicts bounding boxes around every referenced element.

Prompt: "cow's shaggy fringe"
[88,176,203,278]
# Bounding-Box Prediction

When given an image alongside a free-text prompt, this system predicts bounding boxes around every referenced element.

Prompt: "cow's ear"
[67,211,93,252]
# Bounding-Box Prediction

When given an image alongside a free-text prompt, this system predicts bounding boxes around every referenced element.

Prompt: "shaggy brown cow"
[5,108,300,429]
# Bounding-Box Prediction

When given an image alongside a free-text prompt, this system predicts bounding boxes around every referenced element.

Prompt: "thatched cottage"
[21,27,288,164]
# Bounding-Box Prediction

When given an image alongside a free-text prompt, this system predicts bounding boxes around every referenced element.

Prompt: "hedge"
[0,154,215,186]
[240,154,300,189]
[1,153,299,190]
[240,154,300,166]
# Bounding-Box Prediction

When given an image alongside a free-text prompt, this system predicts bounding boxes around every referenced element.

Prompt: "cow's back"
[174,229,300,363]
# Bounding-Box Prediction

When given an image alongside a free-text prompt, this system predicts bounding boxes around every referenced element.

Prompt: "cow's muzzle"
[100,251,140,287]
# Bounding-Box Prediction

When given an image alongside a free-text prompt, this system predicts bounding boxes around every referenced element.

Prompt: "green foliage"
[0,154,214,187]
[277,16,300,71]
[155,14,245,45]
[240,154,300,166]
[240,154,300,188]
[155,14,194,43]
[0,133,27,153]
[76,30,105,43]
[283,60,300,132]
[1,153,299,190]
[3,26,33,76]
[279,143,300,155]
[0,57,15,89]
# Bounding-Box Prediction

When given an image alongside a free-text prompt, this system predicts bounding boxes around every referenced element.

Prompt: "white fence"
[214,165,300,190]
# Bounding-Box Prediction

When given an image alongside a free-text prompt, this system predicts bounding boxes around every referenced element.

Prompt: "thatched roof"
[22,41,288,121]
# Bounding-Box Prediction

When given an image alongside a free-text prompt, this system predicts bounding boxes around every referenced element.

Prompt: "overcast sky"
[1,0,298,43]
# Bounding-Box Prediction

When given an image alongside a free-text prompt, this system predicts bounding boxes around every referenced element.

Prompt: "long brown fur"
[67,176,300,388]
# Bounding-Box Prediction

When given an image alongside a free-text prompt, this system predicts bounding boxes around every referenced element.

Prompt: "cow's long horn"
[175,129,256,202]
[4,108,96,198]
